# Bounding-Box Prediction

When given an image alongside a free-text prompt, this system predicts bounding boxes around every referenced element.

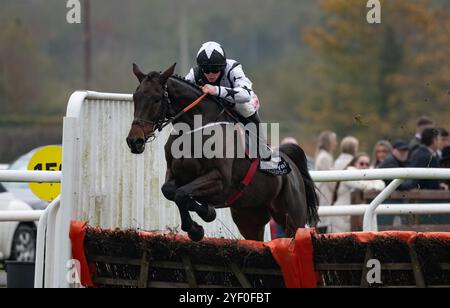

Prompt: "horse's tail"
[279,143,320,226]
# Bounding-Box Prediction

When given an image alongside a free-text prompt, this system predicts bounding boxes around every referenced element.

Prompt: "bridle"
[132,87,171,142]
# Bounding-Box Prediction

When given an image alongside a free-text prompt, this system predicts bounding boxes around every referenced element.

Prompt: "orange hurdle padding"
[69,221,267,288]
[69,221,450,289]
[266,228,318,288]
[70,221,94,287]
[266,229,450,288]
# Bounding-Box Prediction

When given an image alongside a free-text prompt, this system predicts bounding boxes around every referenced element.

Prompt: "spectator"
[315,130,337,170]
[409,116,434,155]
[372,140,392,168]
[334,136,359,170]
[437,128,450,160]
[440,146,450,187]
[327,153,385,233]
[379,140,409,169]
[406,128,447,190]
[315,131,338,233]
[379,140,410,187]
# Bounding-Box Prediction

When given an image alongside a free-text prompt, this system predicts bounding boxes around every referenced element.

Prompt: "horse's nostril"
[136,139,145,147]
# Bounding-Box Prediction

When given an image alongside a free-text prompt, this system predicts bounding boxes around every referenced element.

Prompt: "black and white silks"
[185,59,260,118]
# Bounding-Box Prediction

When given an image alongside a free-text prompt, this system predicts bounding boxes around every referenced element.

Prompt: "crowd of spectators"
[314,116,450,233]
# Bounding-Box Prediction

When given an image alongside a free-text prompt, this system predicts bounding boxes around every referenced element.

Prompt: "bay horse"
[126,63,319,241]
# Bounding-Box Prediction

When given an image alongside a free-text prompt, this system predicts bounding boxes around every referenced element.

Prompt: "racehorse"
[126,63,319,241]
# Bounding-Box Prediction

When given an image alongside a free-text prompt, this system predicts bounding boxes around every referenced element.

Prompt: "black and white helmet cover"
[196,41,227,69]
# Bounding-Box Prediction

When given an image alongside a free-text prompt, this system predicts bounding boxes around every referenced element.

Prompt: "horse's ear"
[160,63,176,84]
[133,63,145,83]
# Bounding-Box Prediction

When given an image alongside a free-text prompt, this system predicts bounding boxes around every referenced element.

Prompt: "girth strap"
[225,158,260,206]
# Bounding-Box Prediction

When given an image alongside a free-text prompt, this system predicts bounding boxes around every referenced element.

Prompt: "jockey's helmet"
[196,41,227,74]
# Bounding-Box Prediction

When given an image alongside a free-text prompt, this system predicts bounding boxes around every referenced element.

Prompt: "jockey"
[186,41,268,159]
[186,41,261,123]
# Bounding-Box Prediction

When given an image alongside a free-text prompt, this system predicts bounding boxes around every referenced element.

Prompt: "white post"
[34,198,60,288]
[53,117,78,288]
[43,198,61,287]
[34,209,49,288]
[264,223,272,242]
[363,179,404,231]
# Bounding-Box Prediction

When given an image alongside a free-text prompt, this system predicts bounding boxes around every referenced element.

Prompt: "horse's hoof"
[201,206,216,223]
[188,224,205,242]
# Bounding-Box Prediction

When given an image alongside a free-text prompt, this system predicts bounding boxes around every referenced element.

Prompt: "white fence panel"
[65,91,242,239]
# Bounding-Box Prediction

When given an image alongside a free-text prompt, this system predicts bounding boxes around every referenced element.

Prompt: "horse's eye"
[152,97,161,103]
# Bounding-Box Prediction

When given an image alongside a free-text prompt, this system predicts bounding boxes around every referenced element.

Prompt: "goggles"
[201,65,224,74]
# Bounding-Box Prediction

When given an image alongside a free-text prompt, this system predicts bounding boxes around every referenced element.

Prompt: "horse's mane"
[168,74,228,107]
[169,74,202,91]
[144,72,238,122]
[145,71,201,92]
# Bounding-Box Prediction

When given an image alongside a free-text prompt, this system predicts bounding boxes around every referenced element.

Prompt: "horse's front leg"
[162,172,217,223]
[174,169,223,241]
[162,176,198,239]
[161,179,177,201]
[161,161,179,201]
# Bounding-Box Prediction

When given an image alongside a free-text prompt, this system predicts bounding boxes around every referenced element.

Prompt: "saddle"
[259,151,292,176]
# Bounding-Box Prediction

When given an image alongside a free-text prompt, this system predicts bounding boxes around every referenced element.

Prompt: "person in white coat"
[327,153,385,233]
[314,131,338,232]
[334,136,359,170]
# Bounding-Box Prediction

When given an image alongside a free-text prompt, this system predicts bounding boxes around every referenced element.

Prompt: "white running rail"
[0,171,61,288]
[310,168,450,231]
[0,211,43,222]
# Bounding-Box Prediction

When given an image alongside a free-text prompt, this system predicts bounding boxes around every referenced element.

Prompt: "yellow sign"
[27,146,62,202]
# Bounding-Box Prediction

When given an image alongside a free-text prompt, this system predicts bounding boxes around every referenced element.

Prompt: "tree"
[0,18,44,113]
[302,0,450,149]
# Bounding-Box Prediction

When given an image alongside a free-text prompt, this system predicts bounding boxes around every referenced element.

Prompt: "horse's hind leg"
[231,207,271,241]
[272,178,308,237]
[174,169,223,241]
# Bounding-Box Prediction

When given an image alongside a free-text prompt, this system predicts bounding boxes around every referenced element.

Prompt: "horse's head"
[126,63,176,154]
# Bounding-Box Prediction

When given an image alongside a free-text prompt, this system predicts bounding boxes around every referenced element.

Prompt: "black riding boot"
[245,113,272,160]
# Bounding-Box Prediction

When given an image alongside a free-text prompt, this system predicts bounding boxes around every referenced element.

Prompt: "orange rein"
[158,92,209,131]
[183,93,208,113]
